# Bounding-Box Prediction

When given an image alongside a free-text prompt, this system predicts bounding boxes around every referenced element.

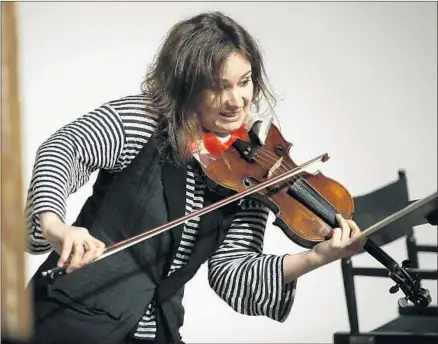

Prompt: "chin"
[217,120,245,134]
[216,125,239,136]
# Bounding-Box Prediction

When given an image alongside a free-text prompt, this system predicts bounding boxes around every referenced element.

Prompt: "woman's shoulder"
[105,93,160,125]
[103,93,161,171]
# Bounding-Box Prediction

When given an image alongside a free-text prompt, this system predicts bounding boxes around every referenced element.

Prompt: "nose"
[224,88,244,109]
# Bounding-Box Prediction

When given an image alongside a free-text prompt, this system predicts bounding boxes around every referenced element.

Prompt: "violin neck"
[363,239,400,271]
[285,178,402,272]
[286,179,400,270]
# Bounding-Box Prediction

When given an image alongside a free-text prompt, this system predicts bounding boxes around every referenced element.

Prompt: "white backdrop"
[17,2,437,343]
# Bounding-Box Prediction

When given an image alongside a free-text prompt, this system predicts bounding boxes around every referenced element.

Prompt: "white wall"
[17,2,437,343]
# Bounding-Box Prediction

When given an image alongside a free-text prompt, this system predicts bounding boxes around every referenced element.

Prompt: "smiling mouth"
[220,111,241,118]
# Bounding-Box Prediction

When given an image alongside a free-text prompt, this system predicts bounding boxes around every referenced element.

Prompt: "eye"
[240,78,251,87]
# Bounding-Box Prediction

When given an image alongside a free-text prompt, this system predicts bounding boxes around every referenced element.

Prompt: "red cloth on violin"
[200,125,247,157]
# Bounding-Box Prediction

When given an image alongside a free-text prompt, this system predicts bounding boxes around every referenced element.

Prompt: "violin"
[41,120,432,309]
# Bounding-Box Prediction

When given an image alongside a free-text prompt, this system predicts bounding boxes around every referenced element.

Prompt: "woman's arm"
[207,199,296,322]
[207,198,364,322]
[26,103,126,253]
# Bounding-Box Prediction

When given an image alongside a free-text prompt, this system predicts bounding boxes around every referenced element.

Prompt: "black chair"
[334,170,438,344]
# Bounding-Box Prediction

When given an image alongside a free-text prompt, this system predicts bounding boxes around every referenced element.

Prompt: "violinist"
[25,11,365,344]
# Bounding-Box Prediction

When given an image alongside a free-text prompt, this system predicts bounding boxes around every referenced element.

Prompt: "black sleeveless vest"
[33,134,240,343]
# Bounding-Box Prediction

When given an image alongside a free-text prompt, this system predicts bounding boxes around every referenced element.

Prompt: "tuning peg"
[402,260,412,269]
[398,297,409,307]
[389,285,400,294]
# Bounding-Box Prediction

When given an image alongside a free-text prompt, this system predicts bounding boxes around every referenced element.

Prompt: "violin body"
[202,123,354,248]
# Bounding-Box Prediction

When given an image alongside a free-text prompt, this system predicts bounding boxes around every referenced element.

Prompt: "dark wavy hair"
[141,11,276,164]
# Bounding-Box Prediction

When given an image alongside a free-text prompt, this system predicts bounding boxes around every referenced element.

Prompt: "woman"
[26,11,364,344]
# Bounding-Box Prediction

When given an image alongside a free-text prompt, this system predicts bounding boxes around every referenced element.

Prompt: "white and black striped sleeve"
[207,199,297,322]
[25,103,126,254]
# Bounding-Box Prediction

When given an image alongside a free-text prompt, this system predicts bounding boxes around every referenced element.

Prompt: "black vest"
[33,134,239,343]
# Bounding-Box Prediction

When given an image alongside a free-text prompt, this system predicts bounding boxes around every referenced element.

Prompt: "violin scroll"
[389,259,431,307]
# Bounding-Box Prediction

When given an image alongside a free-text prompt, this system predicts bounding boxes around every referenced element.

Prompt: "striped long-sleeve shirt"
[25,94,297,340]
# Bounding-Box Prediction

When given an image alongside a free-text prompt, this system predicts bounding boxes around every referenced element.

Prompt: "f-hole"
[274,145,284,157]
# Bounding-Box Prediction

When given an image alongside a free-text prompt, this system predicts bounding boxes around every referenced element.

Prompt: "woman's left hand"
[311,214,366,265]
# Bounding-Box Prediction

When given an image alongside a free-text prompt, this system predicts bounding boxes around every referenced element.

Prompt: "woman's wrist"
[282,249,329,284]
[307,248,332,267]
[39,212,63,235]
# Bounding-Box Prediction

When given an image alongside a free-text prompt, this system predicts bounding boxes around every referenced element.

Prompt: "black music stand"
[333,170,438,344]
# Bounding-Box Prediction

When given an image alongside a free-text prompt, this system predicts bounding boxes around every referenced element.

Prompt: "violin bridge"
[267,157,283,179]
[222,155,232,171]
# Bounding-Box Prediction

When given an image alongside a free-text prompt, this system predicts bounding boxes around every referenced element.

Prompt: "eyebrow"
[221,70,252,82]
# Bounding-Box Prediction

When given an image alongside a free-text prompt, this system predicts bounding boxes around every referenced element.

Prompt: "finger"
[94,240,106,257]
[331,227,342,245]
[336,214,351,242]
[346,220,366,247]
[81,241,98,264]
[68,241,85,273]
[347,220,361,238]
[58,237,73,267]
[83,239,106,263]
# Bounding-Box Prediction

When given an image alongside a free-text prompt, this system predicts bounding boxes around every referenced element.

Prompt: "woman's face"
[196,52,254,136]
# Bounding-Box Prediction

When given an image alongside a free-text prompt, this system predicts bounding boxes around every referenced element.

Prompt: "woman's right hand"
[40,213,106,273]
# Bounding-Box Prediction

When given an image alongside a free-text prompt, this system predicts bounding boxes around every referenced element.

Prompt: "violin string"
[226,146,341,230]
[228,146,295,182]
[256,146,318,188]
[253,151,299,185]
[256,148,342,222]
[228,145,338,218]
[228,147,291,177]
[250,148,338,218]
